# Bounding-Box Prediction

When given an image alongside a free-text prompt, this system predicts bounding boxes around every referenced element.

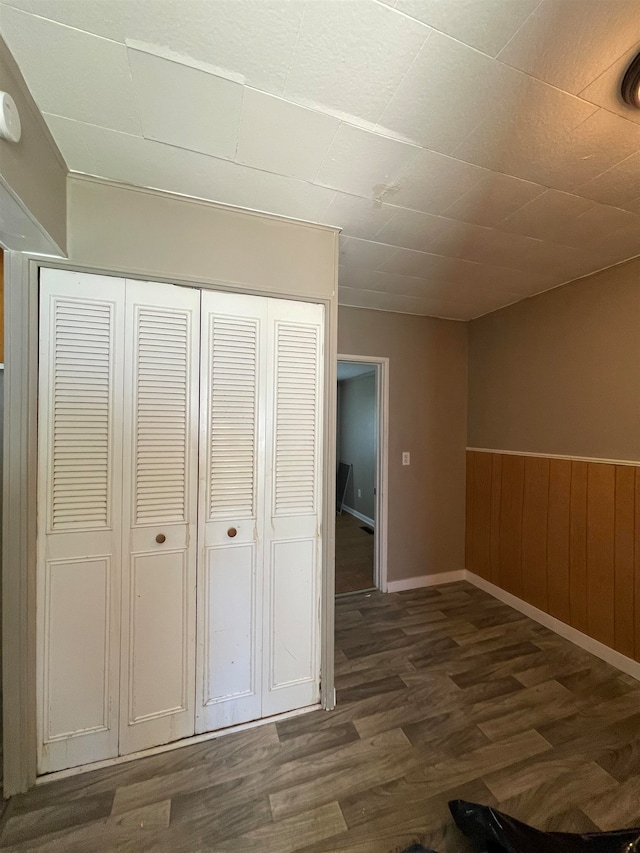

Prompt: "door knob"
[227,527,237,538]
[156,533,166,544]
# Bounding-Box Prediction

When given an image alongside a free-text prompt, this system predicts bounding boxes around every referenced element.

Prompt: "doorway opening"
[335,356,388,596]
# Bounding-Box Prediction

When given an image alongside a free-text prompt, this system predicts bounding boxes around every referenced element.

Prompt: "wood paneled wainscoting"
[465,450,640,664]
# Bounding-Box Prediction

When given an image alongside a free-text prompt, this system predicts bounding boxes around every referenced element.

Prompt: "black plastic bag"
[449,800,640,853]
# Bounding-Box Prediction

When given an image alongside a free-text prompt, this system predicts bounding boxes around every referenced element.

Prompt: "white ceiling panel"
[499,190,597,245]
[565,205,640,256]
[497,0,640,95]
[579,44,640,126]
[390,0,540,58]
[573,151,640,208]
[338,266,431,298]
[453,84,640,192]
[284,0,429,123]
[43,116,265,209]
[236,89,339,181]
[128,47,242,159]
[123,1,305,95]
[373,208,451,252]
[0,5,141,133]
[8,1,304,94]
[412,218,499,265]
[339,285,473,320]
[323,193,397,240]
[469,227,605,279]
[378,246,454,279]
[465,262,554,293]
[19,0,123,40]
[250,171,336,223]
[389,149,485,215]
[379,30,524,153]
[8,0,640,322]
[440,170,545,227]
[340,265,524,307]
[42,113,90,170]
[315,124,420,198]
[339,236,399,270]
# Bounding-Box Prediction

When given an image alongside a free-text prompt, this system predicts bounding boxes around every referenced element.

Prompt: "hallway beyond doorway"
[335,511,375,595]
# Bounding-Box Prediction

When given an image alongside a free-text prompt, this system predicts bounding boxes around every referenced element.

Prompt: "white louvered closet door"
[197,292,323,731]
[262,298,324,717]
[196,291,267,732]
[119,280,200,755]
[37,270,125,774]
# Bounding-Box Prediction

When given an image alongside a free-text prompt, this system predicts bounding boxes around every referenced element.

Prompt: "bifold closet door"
[196,292,267,732]
[196,291,323,732]
[262,298,324,717]
[119,280,200,755]
[38,271,200,772]
[37,270,125,773]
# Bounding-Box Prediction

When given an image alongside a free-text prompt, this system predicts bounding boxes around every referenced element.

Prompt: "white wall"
[67,175,338,299]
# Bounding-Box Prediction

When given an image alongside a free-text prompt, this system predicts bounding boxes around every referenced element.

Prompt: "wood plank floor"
[335,511,375,594]
[2,581,640,852]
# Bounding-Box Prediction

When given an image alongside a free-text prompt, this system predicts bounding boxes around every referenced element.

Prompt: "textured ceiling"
[3,0,640,319]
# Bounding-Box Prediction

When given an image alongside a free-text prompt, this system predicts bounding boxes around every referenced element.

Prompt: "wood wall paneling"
[586,463,616,648]
[569,461,588,634]
[466,451,640,666]
[489,453,502,586]
[546,459,571,624]
[498,454,525,598]
[465,452,475,576]
[471,451,492,581]
[634,473,640,662]
[521,456,549,612]
[614,466,635,658]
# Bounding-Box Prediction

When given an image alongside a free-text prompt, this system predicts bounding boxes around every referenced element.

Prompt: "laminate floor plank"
[3,582,640,853]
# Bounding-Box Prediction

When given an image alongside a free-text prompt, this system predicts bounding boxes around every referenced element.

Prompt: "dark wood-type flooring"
[335,511,375,594]
[2,581,640,851]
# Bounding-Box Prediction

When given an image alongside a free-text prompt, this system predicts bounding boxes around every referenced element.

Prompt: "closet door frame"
[3,255,336,795]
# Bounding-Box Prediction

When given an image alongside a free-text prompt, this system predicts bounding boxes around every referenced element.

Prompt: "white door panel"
[119,279,200,755]
[37,269,125,773]
[196,292,266,732]
[263,300,323,716]
[198,292,323,730]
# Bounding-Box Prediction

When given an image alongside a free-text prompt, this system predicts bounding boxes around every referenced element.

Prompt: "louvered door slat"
[273,322,320,517]
[208,316,259,519]
[48,298,114,532]
[133,307,191,525]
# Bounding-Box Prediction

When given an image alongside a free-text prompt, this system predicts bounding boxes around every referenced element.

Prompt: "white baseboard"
[465,570,640,683]
[386,570,465,593]
[341,505,375,528]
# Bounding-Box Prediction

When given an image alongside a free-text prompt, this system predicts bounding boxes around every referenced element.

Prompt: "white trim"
[337,355,389,593]
[467,447,640,468]
[465,571,640,683]
[342,505,375,528]
[386,570,465,593]
[36,703,321,786]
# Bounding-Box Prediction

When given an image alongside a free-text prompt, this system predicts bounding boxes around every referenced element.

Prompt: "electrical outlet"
[357,488,361,497]
[402,452,410,466]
